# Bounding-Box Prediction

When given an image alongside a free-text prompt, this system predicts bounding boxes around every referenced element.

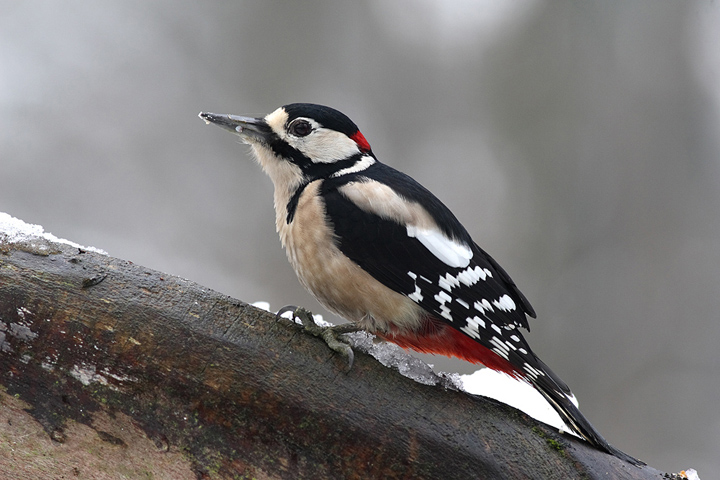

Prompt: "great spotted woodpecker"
[199,103,642,465]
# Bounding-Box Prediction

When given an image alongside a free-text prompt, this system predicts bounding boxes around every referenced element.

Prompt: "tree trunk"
[0,236,666,479]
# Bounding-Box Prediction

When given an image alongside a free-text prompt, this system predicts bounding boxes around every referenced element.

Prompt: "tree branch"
[0,236,665,479]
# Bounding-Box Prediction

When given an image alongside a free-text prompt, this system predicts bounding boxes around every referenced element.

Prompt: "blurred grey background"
[2,0,718,474]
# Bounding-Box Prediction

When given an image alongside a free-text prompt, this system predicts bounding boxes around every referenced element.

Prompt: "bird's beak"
[198,112,271,144]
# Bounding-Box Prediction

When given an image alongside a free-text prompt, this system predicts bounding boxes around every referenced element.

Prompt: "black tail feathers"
[531,360,644,466]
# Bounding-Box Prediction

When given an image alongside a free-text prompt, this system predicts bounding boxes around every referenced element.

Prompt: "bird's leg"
[276,305,362,371]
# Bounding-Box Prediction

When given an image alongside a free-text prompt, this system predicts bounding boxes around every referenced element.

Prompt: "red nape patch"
[350,130,371,153]
[376,322,523,379]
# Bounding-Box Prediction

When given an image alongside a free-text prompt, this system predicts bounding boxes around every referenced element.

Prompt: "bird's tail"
[532,358,644,466]
[381,319,644,465]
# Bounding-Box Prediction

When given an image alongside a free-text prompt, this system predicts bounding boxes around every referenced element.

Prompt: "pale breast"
[276,180,424,334]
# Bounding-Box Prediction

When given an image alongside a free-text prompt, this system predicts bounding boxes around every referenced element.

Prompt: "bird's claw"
[276,305,360,372]
[275,304,299,321]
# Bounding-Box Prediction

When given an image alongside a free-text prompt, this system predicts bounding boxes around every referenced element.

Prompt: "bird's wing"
[321,164,534,331]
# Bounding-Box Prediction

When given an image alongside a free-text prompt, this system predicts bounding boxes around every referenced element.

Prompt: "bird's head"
[200,104,373,189]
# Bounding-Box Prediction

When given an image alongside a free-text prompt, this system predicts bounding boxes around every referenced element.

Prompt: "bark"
[0,236,667,479]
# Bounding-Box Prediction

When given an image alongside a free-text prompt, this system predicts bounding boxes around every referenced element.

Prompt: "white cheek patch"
[406,226,472,268]
[294,127,361,163]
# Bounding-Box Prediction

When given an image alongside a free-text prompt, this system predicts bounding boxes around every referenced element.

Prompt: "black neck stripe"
[286,181,308,224]
[284,153,367,224]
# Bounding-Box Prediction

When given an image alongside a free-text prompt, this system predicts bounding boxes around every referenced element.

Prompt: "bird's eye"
[288,119,313,137]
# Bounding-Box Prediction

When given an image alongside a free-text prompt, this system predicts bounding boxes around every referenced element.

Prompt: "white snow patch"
[0,212,107,254]
[308,314,332,327]
[361,335,437,385]
[253,301,330,326]
[461,368,576,436]
[251,301,272,312]
[345,331,463,389]
[682,468,701,480]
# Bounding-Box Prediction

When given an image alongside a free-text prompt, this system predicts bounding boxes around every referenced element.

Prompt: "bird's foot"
[276,305,361,371]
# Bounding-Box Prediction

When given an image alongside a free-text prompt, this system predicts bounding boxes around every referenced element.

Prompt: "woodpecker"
[199,103,642,465]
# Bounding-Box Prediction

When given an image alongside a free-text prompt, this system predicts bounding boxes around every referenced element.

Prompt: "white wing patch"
[406,226,472,268]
